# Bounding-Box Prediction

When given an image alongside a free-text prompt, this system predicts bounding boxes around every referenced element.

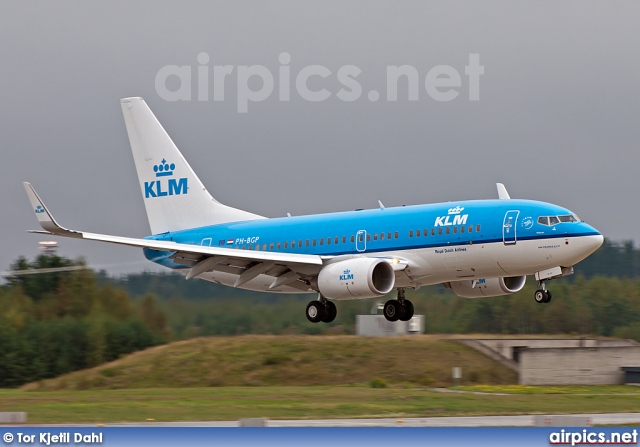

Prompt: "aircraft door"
[502,210,519,245]
[356,230,367,252]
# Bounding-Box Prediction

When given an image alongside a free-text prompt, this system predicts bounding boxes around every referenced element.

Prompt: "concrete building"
[460,338,640,385]
[356,315,424,336]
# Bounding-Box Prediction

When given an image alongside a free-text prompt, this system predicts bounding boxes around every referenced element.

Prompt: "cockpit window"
[538,214,581,226]
[558,214,578,223]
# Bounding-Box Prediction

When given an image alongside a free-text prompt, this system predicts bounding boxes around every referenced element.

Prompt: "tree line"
[0,255,167,387]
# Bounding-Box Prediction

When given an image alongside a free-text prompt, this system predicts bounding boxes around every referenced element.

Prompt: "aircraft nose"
[582,226,604,256]
[590,233,604,251]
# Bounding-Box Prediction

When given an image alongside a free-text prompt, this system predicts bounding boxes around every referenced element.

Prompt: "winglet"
[496,183,511,200]
[22,182,82,237]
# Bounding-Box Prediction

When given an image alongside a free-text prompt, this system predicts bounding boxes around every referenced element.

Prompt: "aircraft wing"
[23,182,323,288]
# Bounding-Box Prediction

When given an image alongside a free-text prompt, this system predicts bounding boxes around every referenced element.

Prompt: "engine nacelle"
[445,276,526,298]
[317,258,395,300]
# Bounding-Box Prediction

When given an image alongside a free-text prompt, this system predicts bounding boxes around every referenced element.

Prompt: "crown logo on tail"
[154,159,175,177]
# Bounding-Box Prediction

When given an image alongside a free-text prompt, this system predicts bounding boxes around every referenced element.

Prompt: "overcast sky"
[1,1,639,276]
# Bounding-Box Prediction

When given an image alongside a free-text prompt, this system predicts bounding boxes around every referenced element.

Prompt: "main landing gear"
[534,281,552,304]
[306,294,337,323]
[383,288,414,322]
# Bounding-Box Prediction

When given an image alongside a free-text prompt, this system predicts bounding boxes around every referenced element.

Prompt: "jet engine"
[445,276,526,298]
[317,258,395,300]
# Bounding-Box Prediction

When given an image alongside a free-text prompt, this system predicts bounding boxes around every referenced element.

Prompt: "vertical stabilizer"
[120,97,264,234]
[496,183,511,200]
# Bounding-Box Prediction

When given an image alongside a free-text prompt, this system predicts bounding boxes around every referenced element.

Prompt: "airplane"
[24,97,604,324]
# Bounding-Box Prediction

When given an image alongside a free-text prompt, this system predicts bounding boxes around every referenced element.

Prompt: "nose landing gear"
[534,281,552,304]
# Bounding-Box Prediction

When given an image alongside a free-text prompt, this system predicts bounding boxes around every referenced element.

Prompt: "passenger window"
[351,235,355,243]
[453,227,457,234]
[357,234,362,242]
[320,238,324,245]
[409,230,413,237]
[416,229,421,237]
[476,224,481,232]
[269,243,274,250]
[549,216,559,225]
[298,240,302,247]
[305,240,309,247]
[327,237,332,245]
[291,241,296,248]
[343,236,347,243]
[284,242,287,249]
[438,228,443,235]
[446,227,450,235]
[366,234,371,242]
[374,233,378,241]
[334,237,339,244]
[461,226,465,234]
[380,233,385,240]
[388,232,392,240]
[431,228,435,236]
[394,231,398,239]
[468,225,473,233]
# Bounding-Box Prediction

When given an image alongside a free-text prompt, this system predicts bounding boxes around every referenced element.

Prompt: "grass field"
[21,335,517,391]
[7,335,640,424]
[2,386,640,424]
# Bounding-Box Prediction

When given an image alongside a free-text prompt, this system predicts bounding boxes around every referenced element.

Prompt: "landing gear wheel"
[306,301,325,323]
[399,300,414,321]
[383,299,401,322]
[322,301,337,323]
[534,289,552,304]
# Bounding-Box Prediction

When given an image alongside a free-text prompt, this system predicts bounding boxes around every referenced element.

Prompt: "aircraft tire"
[534,290,546,303]
[322,301,337,323]
[543,290,552,303]
[383,300,401,322]
[399,300,414,321]
[306,301,325,323]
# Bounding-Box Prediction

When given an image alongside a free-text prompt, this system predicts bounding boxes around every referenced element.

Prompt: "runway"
[96,413,640,427]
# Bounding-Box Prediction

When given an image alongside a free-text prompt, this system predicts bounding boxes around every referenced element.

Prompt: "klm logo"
[435,205,468,227]
[144,159,188,198]
[340,269,354,281]
[35,205,45,214]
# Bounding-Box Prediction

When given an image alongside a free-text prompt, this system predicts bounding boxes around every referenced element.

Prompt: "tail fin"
[120,97,264,235]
